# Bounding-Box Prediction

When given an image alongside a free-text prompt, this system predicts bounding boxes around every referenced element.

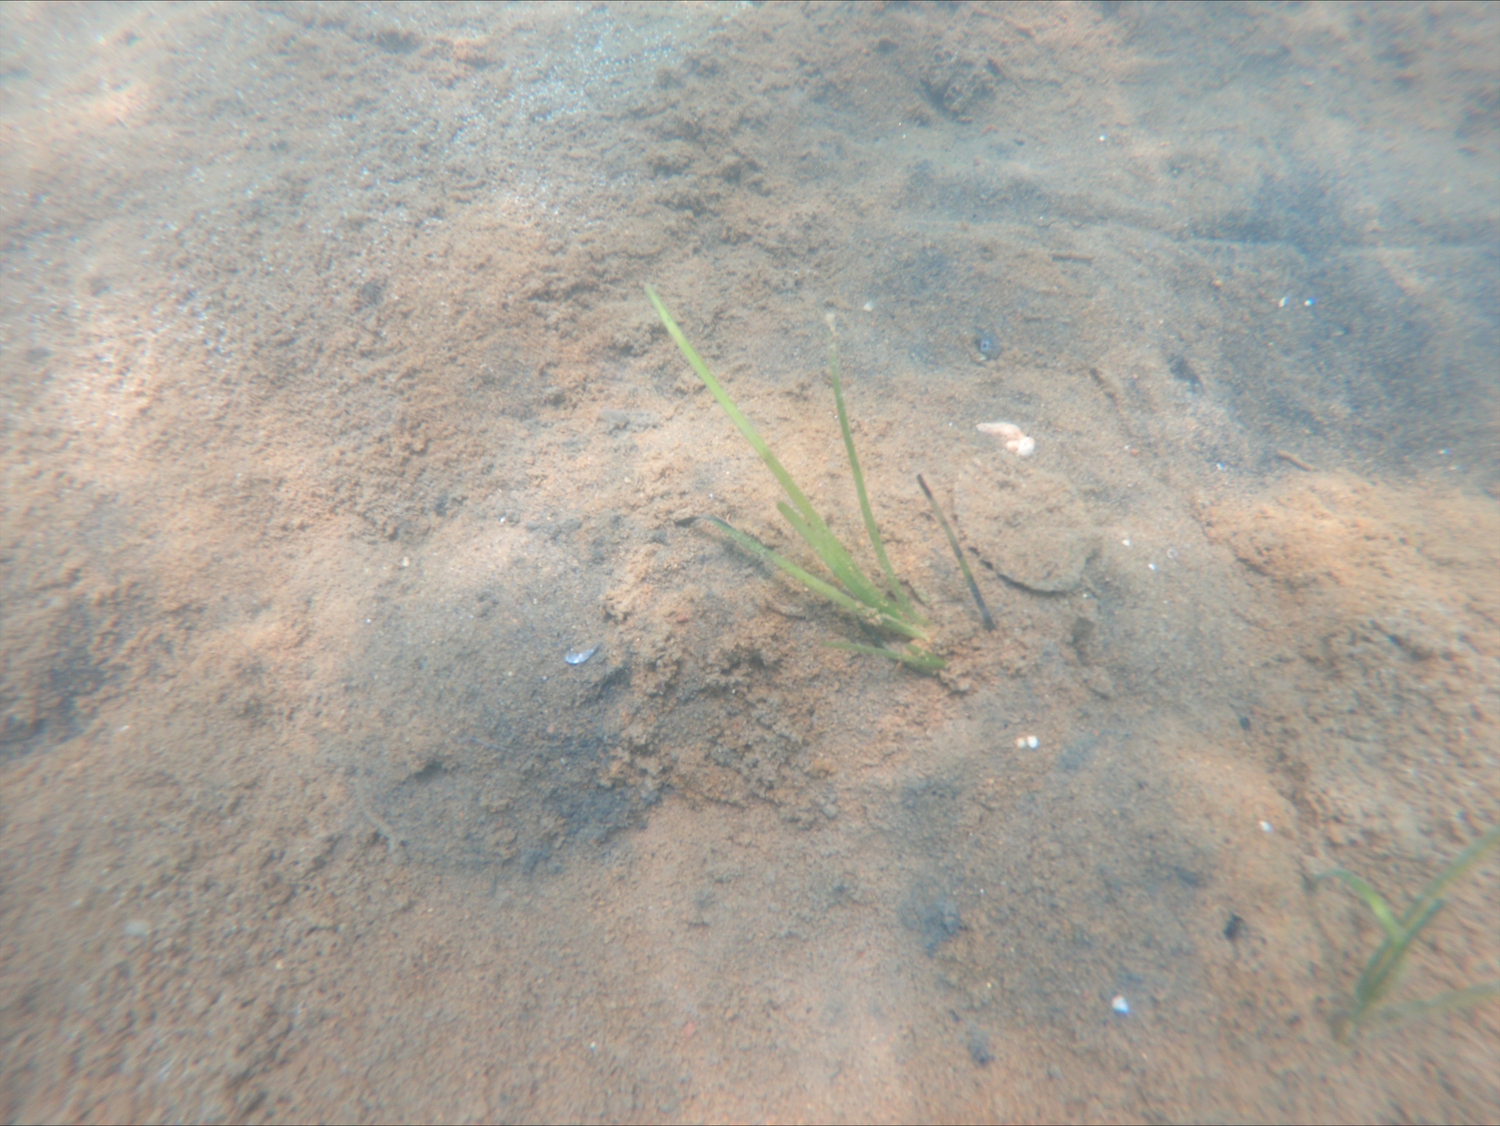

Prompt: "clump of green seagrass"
[646,284,948,671]
[1315,823,1500,1042]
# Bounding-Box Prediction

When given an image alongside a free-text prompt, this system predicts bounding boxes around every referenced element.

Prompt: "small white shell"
[976,421,1036,457]
[1111,995,1130,1014]
[976,421,1023,440]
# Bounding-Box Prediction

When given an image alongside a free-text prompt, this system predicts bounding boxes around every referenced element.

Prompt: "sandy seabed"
[2,3,1497,1122]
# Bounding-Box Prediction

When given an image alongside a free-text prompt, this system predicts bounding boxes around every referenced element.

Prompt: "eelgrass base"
[1316,823,1500,1042]
[647,285,946,671]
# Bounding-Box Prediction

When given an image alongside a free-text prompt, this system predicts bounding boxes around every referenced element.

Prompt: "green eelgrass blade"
[1317,867,1432,1014]
[916,474,996,630]
[1399,823,1500,932]
[1319,824,1500,1034]
[1360,823,1500,1013]
[1357,897,1442,1013]
[1317,869,1404,942]
[702,517,927,642]
[775,501,900,618]
[826,330,921,622]
[824,640,946,672]
[1352,824,1500,1013]
[647,285,887,611]
[647,286,820,524]
[1358,981,1500,1030]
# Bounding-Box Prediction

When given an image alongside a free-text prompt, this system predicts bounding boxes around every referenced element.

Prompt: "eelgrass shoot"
[646,284,945,672]
[1315,823,1500,1042]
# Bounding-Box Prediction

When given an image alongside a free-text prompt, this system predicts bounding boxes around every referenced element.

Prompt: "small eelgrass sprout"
[647,285,945,671]
[1315,823,1500,1042]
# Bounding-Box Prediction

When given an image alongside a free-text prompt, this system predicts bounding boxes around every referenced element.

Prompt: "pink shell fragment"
[976,421,1036,456]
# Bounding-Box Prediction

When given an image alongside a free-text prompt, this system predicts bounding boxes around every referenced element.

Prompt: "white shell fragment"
[1111,995,1130,1014]
[977,421,1036,457]
[564,645,599,666]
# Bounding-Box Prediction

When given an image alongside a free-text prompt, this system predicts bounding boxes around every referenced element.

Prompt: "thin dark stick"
[917,474,996,631]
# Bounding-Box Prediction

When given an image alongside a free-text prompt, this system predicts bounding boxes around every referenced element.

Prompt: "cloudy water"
[2,3,1496,1121]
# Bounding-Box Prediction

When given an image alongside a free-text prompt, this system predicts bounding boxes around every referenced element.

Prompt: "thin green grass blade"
[774,502,894,615]
[1341,826,1499,1015]
[900,648,949,673]
[647,287,820,524]
[1316,867,1411,1015]
[1317,868,1405,942]
[824,641,946,672]
[703,517,927,641]
[1358,981,1500,1031]
[826,330,921,622]
[648,285,888,615]
[703,517,872,620]
[1398,823,1500,931]
[1320,825,1500,1035]
[775,499,827,558]
[916,474,996,630]
[1355,898,1442,1013]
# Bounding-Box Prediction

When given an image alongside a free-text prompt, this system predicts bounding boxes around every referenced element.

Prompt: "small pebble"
[564,645,599,666]
[967,1025,994,1066]
[1260,820,1273,833]
[1111,995,1130,1014]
